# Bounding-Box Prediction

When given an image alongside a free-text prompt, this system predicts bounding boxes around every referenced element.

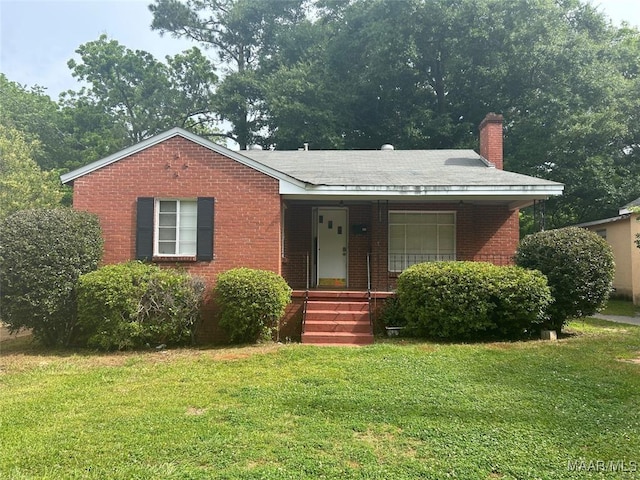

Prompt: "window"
[388,211,455,272]
[595,229,607,240]
[136,197,214,261]
[156,200,197,255]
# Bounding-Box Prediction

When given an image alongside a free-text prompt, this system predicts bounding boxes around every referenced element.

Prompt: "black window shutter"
[136,197,154,261]
[197,197,214,261]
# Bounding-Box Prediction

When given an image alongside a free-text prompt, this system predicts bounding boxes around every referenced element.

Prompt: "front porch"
[280,200,519,293]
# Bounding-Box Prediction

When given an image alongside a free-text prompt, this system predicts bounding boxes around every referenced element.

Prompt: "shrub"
[396,261,551,339]
[215,268,292,344]
[515,226,615,331]
[491,265,552,337]
[380,296,406,326]
[76,262,205,350]
[0,208,103,346]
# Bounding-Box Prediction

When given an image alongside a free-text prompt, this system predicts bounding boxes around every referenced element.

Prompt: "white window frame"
[388,210,456,272]
[154,198,198,257]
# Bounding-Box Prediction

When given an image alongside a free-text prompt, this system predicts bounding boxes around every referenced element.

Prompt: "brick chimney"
[479,113,504,169]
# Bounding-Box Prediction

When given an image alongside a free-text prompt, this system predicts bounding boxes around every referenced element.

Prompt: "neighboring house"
[61,113,564,344]
[577,197,640,306]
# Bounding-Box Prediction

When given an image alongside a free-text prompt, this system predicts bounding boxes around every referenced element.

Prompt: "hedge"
[76,262,205,350]
[215,268,292,344]
[396,261,551,339]
[515,226,615,331]
[0,208,103,346]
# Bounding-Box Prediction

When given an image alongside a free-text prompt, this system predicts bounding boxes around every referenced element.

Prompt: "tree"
[149,0,308,149]
[67,35,218,144]
[0,74,128,171]
[0,74,68,170]
[56,91,130,167]
[309,0,640,225]
[0,126,64,219]
[3,0,632,233]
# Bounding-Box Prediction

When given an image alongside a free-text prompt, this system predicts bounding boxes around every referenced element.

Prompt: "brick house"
[61,113,563,344]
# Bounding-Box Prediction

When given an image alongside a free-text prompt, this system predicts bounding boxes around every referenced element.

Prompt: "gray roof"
[243,149,560,187]
[624,196,640,209]
[619,196,640,214]
[60,128,563,206]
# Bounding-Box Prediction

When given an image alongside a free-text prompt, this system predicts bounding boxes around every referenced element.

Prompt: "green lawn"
[1,320,639,479]
[602,299,640,317]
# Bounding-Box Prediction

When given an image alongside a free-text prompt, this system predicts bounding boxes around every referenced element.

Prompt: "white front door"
[315,207,348,287]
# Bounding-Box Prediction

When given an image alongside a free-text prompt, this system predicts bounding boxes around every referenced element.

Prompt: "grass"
[602,299,640,317]
[1,320,639,479]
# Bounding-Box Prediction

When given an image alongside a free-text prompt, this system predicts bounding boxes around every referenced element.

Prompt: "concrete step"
[301,332,374,345]
[304,320,372,334]
[305,291,369,300]
[300,290,374,346]
[306,300,369,312]
[305,310,369,322]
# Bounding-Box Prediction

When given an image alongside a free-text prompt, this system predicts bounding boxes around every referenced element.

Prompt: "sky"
[1,0,640,99]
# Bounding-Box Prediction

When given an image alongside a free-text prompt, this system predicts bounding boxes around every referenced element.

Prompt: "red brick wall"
[457,204,519,265]
[71,136,282,342]
[370,201,391,291]
[347,204,372,290]
[479,113,504,169]
[281,203,312,289]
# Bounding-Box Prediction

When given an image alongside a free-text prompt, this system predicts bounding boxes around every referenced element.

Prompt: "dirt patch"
[619,354,640,365]
[186,407,207,416]
[215,352,252,361]
[0,339,285,376]
[0,323,32,342]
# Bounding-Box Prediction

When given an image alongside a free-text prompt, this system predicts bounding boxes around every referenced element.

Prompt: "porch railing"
[302,252,310,333]
[463,254,515,266]
[366,252,373,327]
[367,251,371,293]
[387,253,515,272]
[388,253,456,272]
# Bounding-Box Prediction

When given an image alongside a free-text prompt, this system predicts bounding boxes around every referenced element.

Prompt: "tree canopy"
[67,34,219,144]
[145,0,640,226]
[2,0,640,228]
[0,126,64,219]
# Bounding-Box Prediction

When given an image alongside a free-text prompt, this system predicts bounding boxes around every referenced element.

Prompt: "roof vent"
[247,144,263,151]
[380,144,394,150]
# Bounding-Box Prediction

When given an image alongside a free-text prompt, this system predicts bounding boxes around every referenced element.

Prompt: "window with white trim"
[156,199,197,256]
[388,211,456,272]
